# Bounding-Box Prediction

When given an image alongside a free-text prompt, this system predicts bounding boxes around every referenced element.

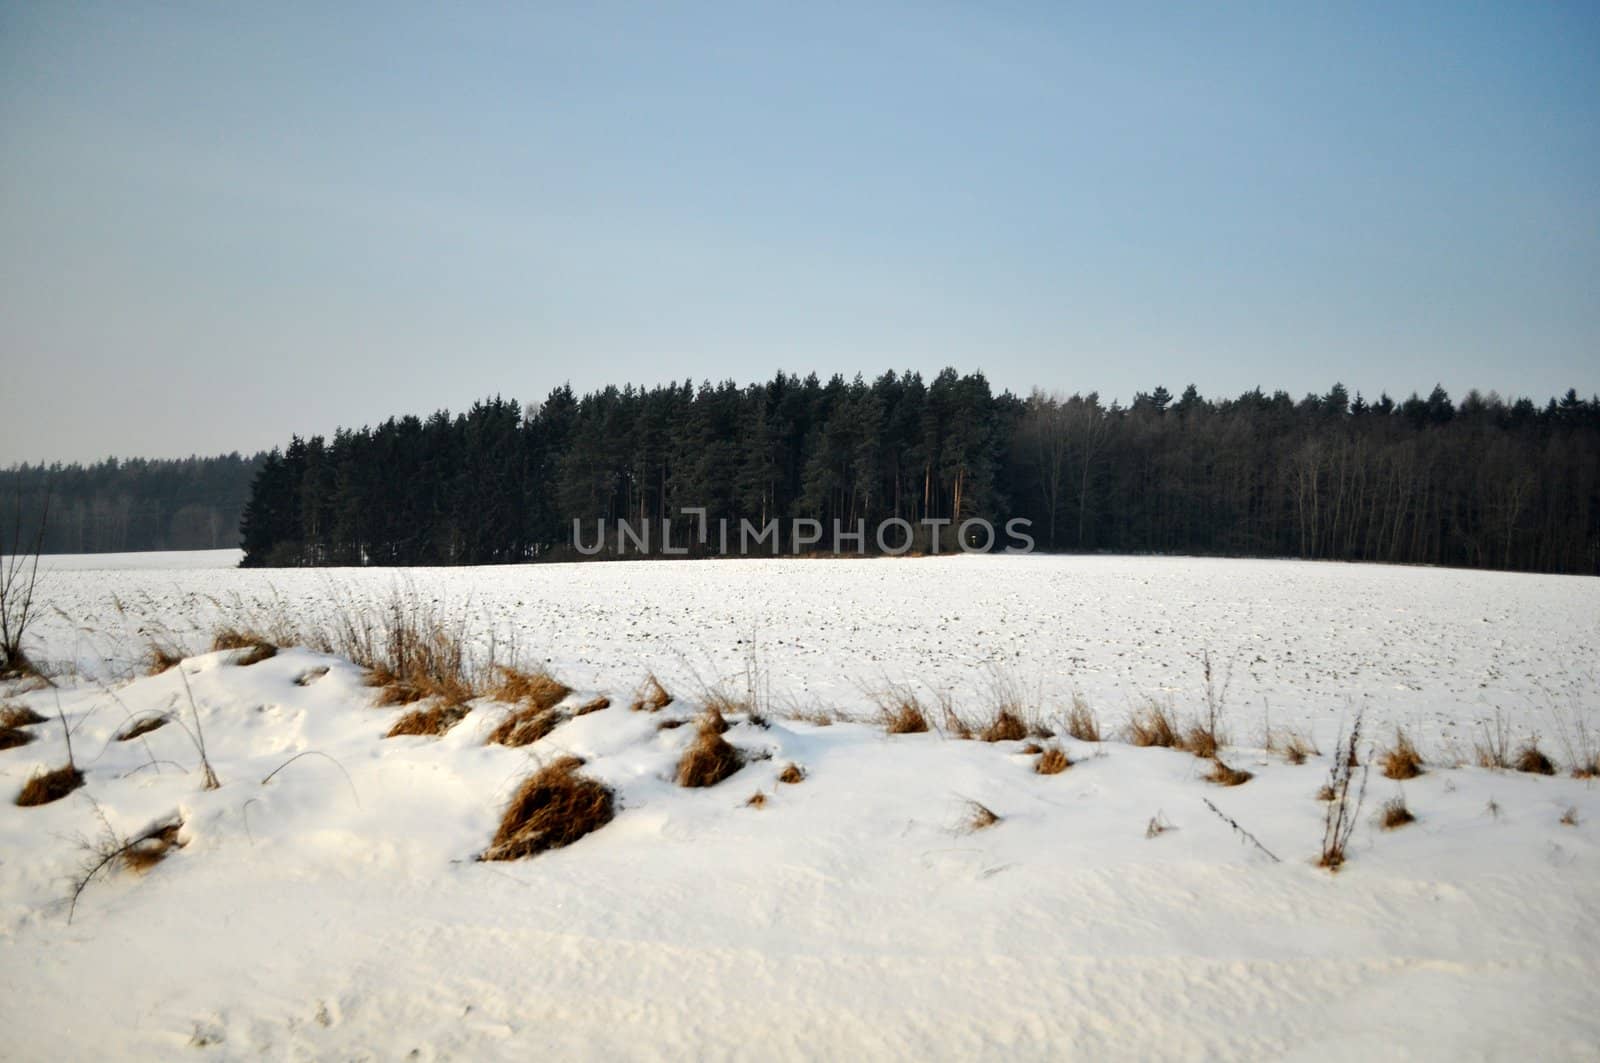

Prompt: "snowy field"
[2,552,1598,1059]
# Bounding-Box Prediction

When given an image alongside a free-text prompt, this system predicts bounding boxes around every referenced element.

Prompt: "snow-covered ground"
[2,552,1598,1059]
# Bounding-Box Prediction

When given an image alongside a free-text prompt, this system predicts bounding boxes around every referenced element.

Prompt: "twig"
[1202,797,1280,862]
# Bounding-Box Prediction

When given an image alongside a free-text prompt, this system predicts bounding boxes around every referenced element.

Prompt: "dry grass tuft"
[1206,758,1253,787]
[879,692,930,735]
[656,717,689,730]
[1379,795,1415,830]
[1475,709,1513,769]
[574,696,611,716]
[745,790,768,809]
[387,702,471,739]
[1316,783,1336,801]
[1127,700,1181,748]
[963,799,1001,831]
[490,666,570,711]
[1020,741,1044,755]
[978,709,1029,743]
[210,627,259,652]
[1560,806,1579,827]
[1145,811,1174,838]
[235,643,277,666]
[676,720,745,788]
[699,706,731,735]
[146,643,184,675]
[777,762,806,785]
[0,704,46,728]
[16,764,84,806]
[116,715,169,742]
[1281,731,1318,765]
[1380,729,1425,780]
[0,725,36,750]
[486,704,562,747]
[1182,723,1222,759]
[630,673,674,713]
[1514,741,1555,776]
[1065,695,1101,743]
[481,756,615,861]
[1034,745,1072,775]
[121,819,184,872]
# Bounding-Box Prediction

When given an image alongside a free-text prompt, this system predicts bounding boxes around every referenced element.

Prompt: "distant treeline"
[0,454,263,554]
[237,371,1600,574]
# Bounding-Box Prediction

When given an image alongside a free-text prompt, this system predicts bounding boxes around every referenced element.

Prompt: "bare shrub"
[1127,699,1180,748]
[1206,758,1253,787]
[1514,740,1555,776]
[1320,711,1370,871]
[631,673,674,713]
[481,756,614,861]
[0,490,48,678]
[1379,794,1415,830]
[121,817,185,872]
[1035,745,1072,775]
[68,804,186,922]
[1380,728,1425,780]
[777,762,806,784]
[17,763,84,806]
[676,720,745,788]
[389,702,472,739]
[1065,694,1101,742]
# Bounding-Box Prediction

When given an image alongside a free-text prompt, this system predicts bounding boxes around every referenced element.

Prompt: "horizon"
[3,3,1597,465]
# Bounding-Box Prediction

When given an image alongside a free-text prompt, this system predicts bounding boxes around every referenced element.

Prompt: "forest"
[0,454,262,555]
[231,370,1600,574]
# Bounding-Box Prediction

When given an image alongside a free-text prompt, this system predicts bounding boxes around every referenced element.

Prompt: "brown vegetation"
[122,818,185,872]
[630,673,674,713]
[0,725,35,750]
[1379,795,1415,830]
[574,696,611,716]
[1206,758,1253,787]
[1514,741,1555,776]
[676,719,745,788]
[116,715,170,742]
[1065,695,1101,743]
[963,799,1001,831]
[16,764,84,806]
[387,702,471,738]
[745,790,768,809]
[0,704,46,728]
[1127,700,1181,748]
[878,690,930,735]
[979,709,1029,743]
[777,762,806,784]
[146,643,184,675]
[1380,729,1425,780]
[481,756,615,861]
[1280,731,1317,765]
[490,666,570,713]
[1035,745,1072,775]
[485,705,562,747]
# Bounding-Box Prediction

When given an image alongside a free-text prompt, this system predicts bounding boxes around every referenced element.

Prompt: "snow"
[2,553,1598,1058]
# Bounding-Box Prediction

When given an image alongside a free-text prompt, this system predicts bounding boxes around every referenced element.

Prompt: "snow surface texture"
[1,553,1597,1059]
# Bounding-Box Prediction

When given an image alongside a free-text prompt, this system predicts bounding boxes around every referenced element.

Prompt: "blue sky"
[1,1,1595,462]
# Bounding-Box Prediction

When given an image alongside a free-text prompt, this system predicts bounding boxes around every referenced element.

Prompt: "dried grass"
[878,689,930,735]
[1380,729,1425,780]
[0,704,46,728]
[486,704,562,747]
[631,673,674,713]
[0,726,36,750]
[978,709,1028,743]
[777,762,806,785]
[1127,700,1180,748]
[115,715,169,742]
[1379,795,1415,830]
[574,696,611,716]
[387,702,471,738]
[121,819,184,872]
[1206,758,1253,787]
[16,764,84,806]
[490,666,570,713]
[1065,695,1101,743]
[676,720,745,788]
[481,756,615,861]
[1034,745,1072,775]
[1560,806,1579,827]
[146,643,184,676]
[745,790,767,808]
[963,799,1001,831]
[1280,731,1318,765]
[1514,741,1555,776]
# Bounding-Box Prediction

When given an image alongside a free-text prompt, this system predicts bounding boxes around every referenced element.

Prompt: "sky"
[1,1,1596,464]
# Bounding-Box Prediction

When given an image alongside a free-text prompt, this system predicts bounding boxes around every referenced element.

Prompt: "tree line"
[235,371,1600,574]
[1,454,263,554]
